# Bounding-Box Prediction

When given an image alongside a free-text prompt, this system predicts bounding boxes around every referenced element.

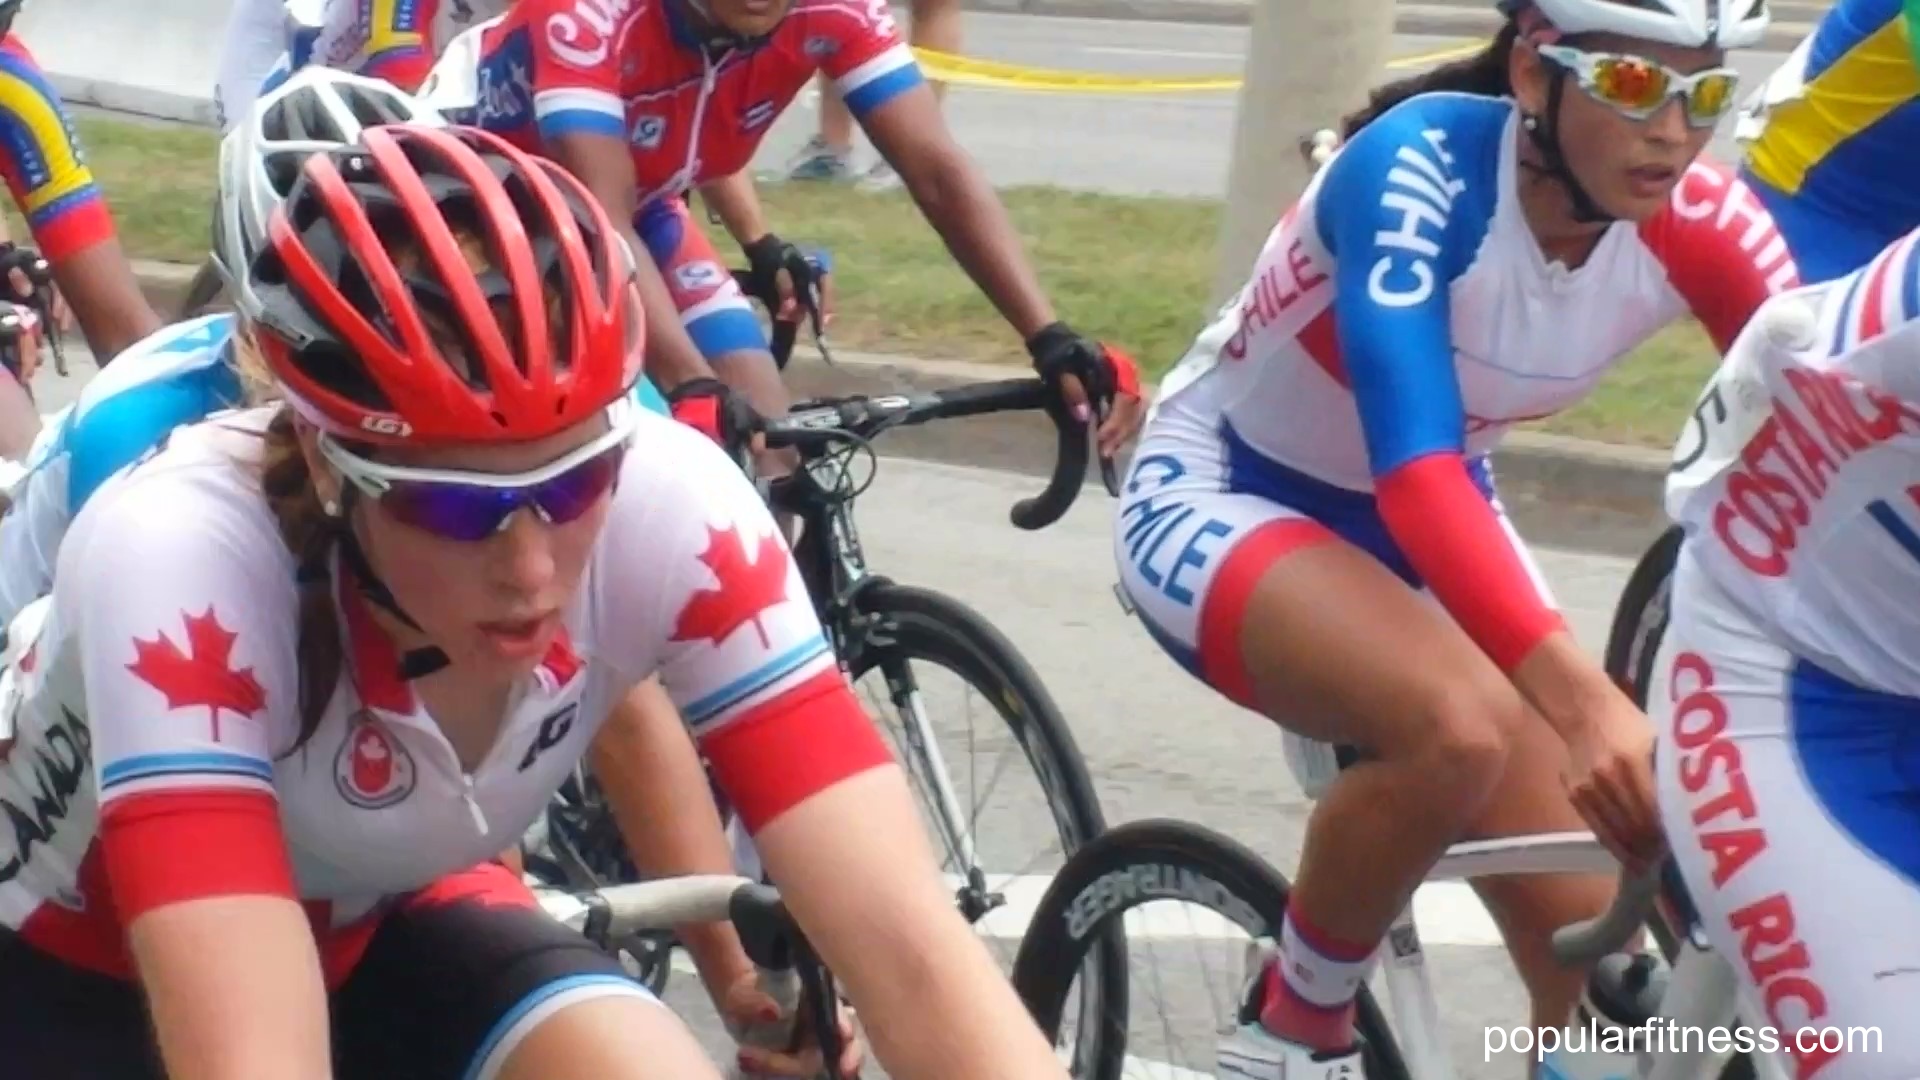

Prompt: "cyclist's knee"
[1400,674,1520,815]
[496,994,716,1080]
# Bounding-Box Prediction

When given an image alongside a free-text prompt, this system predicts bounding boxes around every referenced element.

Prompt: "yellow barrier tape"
[908,41,1485,94]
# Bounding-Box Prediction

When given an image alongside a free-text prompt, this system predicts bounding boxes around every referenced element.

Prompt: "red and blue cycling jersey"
[456,0,923,203]
[0,35,114,262]
[430,0,922,360]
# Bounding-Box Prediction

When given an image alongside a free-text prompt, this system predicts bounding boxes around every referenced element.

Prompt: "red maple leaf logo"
[670,525,790,649]
[126,608,268,741]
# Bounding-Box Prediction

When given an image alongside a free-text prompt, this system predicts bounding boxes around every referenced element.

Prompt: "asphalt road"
[742,13,1794,197]
[23,356,1646,1080]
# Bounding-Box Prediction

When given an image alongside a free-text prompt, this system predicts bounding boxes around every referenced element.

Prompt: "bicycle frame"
[1376,831,1781,1080]
[774,448,992,882]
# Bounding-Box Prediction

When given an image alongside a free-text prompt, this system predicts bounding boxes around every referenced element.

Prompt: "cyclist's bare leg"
[1460,705,1622,1031]
[909,0,962,109]
[0,366,37,459]
[1233,537,1523,1048]
[497,996,724,1080]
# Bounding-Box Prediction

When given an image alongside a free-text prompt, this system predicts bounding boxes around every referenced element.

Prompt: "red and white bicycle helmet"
[1501,0,1769,48]
[243,123,644,445]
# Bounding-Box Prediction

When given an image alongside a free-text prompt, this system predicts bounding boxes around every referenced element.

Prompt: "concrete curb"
[125,262,1671,556]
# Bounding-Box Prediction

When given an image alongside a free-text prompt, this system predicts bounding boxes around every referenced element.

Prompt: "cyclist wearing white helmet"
[1108,2,1789,1078]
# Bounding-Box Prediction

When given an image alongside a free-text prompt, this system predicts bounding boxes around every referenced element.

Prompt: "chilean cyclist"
[0,119,1067,1079]
[1737,0,1920,284]
[0,66,865,1076]
[421,0,1144,460]
[0,0,164,455]
[1654,227,1920,1080]
[1111,0,1789,1075]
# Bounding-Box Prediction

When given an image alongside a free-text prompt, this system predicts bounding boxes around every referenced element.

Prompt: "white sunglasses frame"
[318,395,639,502]
[1535,43,1741,129]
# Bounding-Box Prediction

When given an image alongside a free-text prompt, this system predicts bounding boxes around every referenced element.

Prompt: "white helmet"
[1506,0,1769,49]
[212,66,444,297]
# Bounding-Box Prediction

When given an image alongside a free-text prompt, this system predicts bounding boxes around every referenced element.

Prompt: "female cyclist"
[423,0,1143,458]
[0,122,1066,1079]
[1654,229,1920,1080]
[1,67,831,1075]
[1112,0,1788,1075]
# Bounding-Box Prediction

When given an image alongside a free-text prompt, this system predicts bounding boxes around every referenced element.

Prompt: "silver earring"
[323,498,341,517]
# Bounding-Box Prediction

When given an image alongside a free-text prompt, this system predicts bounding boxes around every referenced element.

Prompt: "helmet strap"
[330,500,451,680]
[1518,73,1616,226]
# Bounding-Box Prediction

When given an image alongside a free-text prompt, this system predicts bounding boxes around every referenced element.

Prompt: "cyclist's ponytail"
[260,406,347,755]
[1340,22,1519,138]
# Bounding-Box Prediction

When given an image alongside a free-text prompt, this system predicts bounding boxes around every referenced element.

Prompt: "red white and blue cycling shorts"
[1112,399,1554,762]
[1651,544,1920,1080]
[635,195,766,363]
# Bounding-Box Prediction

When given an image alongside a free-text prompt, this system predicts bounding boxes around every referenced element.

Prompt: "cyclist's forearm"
[695,172,771,249]
[53,240,163,360]
[759,768,1068,1079]
[589,680,757,993]
[904,150,1056,340]
[129,896,332,1080]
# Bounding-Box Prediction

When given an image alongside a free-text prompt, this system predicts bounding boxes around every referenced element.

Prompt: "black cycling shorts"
[0,860,656,1079]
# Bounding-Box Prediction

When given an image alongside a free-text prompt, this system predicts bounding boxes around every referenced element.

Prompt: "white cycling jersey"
[1650,229,1920,1080]
[1117,91,1797,697]
[0,315,242,630]
[1666,225,1920,696]
[214,0,306,131]
[0,402,879,980]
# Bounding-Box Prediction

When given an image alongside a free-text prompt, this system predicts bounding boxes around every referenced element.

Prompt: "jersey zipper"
[461,774,489,834]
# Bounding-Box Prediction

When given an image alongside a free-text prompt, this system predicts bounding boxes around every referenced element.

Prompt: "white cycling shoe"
[1217,1021,1364,1080]
[1219,943,1366,1080]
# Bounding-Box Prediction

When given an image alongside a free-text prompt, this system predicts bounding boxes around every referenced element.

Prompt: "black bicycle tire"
[1602,524,1683,706]
[838,580,1125,1074]
[1010,818,1410,1080]
[176,258,228,321]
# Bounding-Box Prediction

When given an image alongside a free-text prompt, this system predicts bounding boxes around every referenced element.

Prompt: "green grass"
[57,114,1722,448]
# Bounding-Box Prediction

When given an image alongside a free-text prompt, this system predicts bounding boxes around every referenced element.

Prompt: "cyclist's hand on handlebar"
[1562,688,1665,874]
[744,232,835,329]
[718,970,865,1078]
[1,304,41,382]
[667,376,768,459]
[6,267,67,333]
[1025,322,1146,460]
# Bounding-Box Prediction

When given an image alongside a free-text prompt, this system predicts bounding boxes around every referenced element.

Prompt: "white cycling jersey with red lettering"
[0,404,883,981]
[444,0,922,203]
[1116,91,1795,691]
[1666,225,1920,697]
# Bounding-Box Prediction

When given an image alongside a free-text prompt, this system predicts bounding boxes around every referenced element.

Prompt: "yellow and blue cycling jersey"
[1741,0,1920,283]
[0,34,113,262]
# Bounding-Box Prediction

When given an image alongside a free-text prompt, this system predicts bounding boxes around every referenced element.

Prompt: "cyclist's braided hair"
[1340,21,1520,138]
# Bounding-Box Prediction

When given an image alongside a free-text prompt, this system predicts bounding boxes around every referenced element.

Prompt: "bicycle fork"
[880,659,1003,923]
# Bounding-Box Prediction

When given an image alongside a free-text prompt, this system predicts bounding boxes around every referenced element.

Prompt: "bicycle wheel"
[1602,523,1683,708]
[837,580,1124,1071]
[1012,818,1409,1080]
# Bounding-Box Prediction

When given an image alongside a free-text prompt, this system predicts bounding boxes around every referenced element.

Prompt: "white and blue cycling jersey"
[0,315,671,630]
[1117,92,1800,701]
[0,315,244,628]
